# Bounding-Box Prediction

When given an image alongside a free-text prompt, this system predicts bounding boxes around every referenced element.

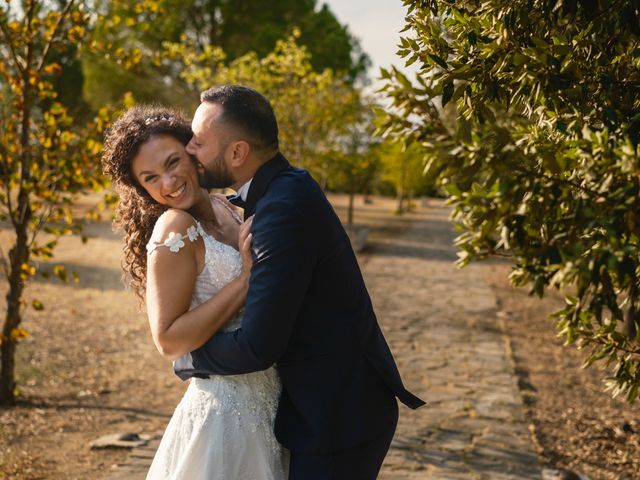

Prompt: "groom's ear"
[229,140,250,167]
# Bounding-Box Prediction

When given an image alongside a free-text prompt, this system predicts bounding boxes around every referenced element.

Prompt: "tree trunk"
[397,157,408,214]
[396,189,405,214]
[406,190,414,212]
[0,219,29,405]
[1,39,33,405]
[0,329,18,405]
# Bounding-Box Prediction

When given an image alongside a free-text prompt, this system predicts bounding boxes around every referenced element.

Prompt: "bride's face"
[132,135,202,210]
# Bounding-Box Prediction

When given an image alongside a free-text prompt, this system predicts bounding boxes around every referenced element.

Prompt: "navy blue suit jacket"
[174,153,424,453]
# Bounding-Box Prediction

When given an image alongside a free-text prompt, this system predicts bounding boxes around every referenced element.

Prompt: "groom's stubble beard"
[197,148,235,189]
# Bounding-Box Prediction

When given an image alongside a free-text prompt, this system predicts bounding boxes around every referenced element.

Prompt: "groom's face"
[186,102,236,189]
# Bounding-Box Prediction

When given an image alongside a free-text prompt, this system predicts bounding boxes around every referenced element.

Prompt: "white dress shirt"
[235,178,253,202]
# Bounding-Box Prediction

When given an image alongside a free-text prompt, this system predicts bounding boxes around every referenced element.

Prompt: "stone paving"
[373,201,540,479]
[104,200,541,479]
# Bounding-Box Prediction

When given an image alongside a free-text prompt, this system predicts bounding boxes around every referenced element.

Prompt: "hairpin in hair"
[144,115,173,125]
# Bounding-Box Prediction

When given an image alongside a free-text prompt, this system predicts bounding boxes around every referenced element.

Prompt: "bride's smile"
[165,182,186,199]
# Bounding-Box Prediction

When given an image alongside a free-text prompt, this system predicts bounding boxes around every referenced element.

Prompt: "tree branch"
[36,0,77,72]
[0,7,26,73]
[0,139,16,227]
[509,164,607,201]
[586,334,640,357]
[0,112,14,221]
[28,194,56,249]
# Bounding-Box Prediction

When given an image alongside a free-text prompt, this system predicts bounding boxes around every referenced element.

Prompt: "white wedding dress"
[145,214,288,480]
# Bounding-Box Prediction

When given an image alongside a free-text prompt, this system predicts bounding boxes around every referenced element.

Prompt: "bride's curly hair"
[101,105,193,301]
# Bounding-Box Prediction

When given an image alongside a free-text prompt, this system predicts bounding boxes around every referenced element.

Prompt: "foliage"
[81,0,370,109]
[0,0,113,405]
[168,32,367,183]
[80,0,192,110]
[377,139,435,213]
[380,0,640,401]
[326,99,381,225]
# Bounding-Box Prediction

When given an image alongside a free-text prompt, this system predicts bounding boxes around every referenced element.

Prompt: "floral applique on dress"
[146,222,206,254]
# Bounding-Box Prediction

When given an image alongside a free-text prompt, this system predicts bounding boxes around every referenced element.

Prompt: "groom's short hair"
[200,85,279,152]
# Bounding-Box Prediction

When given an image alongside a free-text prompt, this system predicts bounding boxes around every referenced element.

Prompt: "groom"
[176,84,424,479]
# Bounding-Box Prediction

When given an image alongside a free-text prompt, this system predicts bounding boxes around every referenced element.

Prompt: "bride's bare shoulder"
[147,209,200,254]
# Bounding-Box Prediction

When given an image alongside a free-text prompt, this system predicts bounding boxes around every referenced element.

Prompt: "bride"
[101,105,288,479]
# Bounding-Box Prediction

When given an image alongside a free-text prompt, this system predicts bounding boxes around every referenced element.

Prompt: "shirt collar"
[235,178,253,202]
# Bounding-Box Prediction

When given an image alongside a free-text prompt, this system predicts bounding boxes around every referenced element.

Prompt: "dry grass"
[0,215,182,479]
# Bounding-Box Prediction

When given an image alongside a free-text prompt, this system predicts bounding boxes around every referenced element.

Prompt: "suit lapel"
[244,152,290,217]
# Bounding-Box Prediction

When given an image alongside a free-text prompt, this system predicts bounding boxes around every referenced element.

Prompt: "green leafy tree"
[171,32,365,183]
[80,0,190,111]
[327,101,381,226]
[380,0,640,401]
[181,0,369,80]
[0,0,112,405]
[378,139,432,214]
[81,0,370,109]
[329,147,379,227]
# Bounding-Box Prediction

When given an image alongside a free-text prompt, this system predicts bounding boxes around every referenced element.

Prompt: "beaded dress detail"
[145,210,287,480]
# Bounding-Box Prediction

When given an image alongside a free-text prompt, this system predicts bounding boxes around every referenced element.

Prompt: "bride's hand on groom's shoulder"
[239,216,254,279]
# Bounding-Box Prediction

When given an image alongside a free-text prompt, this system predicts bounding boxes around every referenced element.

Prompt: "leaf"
[53,265,68,282]
[551,44,572,55]
[428,54,449,70]
[10,327,29,339]
[442,80,455,107]
[629,384,639,403]
[405,54,419,68]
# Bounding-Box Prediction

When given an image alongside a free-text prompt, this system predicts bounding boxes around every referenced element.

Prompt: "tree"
[380,0,640,401]
[0,0,111,405]
[170,32,365,183]
[182,0,369,80]
[378,139,433,214]
[326,101,381,226]
[80,0,190,111]
[81,0,370,109]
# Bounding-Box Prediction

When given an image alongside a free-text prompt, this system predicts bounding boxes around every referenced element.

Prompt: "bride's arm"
[145,210,253,360]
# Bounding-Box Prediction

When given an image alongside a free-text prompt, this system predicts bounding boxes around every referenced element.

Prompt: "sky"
[321,0,414,89]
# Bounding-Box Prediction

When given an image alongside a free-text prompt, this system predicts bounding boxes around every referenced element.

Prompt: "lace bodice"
[191,224,244,331]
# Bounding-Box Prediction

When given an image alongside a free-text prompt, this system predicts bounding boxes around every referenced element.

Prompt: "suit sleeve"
[174,195,317,377]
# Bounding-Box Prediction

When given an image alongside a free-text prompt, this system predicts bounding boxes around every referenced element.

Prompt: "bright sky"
[321,0,414,90]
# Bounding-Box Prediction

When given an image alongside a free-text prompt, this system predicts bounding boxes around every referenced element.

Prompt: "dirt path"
[1,195,544,479]
[370,200,539,479]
